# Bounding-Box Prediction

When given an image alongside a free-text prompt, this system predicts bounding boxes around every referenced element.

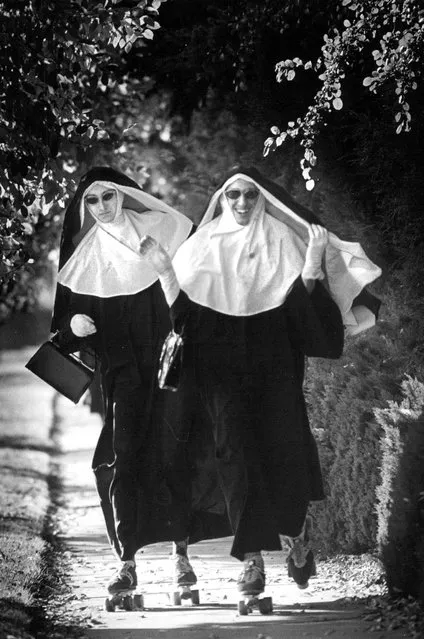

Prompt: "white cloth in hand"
[70,314,97,337]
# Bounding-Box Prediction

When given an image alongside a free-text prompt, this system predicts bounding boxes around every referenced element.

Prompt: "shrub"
[374,376,424,602]
[307,327,395,556]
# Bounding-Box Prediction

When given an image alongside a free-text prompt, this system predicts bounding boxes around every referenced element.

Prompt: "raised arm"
[139,235,181,307]
[301,224,328,293]
[285,277,344,359]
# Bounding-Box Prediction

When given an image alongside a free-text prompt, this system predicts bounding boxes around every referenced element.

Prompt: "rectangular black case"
[25,341,94,404]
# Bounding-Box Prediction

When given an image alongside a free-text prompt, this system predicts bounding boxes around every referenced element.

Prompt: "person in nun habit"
[51,166,201,596]
[139,165,382,598]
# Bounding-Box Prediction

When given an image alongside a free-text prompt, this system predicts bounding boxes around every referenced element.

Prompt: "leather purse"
[25,340,95,404]
[157,329,184,392]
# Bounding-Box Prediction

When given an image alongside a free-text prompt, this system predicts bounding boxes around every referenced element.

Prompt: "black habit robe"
[161,275,344,560]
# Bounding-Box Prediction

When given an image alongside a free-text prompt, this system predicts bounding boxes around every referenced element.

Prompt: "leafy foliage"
[306,332,393,555]
[374,376,424,601]
[265,0,424,189]
[294,148,424,556]
[137,0,340,121]
[0,0,165,319]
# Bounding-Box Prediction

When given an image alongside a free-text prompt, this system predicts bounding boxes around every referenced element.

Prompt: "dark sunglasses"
[85,191,116,206]
[225,189,259,201]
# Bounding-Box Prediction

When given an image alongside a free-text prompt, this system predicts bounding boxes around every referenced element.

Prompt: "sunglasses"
[225,189,259,201]
[85,191,116,206]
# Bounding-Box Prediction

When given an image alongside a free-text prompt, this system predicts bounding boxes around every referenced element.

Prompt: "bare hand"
[139,235,172,275]
[70,314,97,337]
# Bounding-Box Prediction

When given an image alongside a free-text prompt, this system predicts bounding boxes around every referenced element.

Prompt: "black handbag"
[157,329,184,392]
[25,340,95,404]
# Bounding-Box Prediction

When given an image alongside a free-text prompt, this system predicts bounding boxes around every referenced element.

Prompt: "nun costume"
[51,167,196,594]
[139,165,381,595]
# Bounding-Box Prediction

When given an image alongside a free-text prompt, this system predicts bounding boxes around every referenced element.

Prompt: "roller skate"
[236,556,273,615]
[170,553,200,605]
[104,560,143,611]
[283,516,317,589]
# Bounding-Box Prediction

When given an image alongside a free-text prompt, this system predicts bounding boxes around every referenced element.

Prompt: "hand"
[139,235,172,275]
[70,314,97,337]
[307,224,328,256]
[303,224,328,279]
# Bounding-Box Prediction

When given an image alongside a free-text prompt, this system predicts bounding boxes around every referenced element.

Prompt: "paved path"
[50,392,409,639]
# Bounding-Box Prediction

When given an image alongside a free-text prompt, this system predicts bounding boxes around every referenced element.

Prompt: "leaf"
[143,28,154,39]
[287,69,296,81]
[333,97,343,110]
[23,192,36,206]
[363,77,375,87]
[306,179,315,191]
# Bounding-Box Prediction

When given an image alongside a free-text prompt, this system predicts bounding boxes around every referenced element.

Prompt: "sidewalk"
[49,392,409,638]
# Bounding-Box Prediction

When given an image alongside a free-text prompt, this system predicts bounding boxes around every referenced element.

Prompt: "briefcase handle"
[50,333,96,372]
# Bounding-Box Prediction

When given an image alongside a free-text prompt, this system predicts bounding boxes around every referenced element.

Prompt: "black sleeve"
[284,276,344,359]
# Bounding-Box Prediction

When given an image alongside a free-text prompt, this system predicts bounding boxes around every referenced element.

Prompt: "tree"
[136,0,339,120]
[264,0,424,190]
[0,0,165,321]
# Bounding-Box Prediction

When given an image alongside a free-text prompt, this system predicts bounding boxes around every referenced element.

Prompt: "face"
[224,178,259,226]
[84,184,118,224]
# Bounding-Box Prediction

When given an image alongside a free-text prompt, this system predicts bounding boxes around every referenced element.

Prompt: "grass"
[0,348,54,639]
[0,449,51,638]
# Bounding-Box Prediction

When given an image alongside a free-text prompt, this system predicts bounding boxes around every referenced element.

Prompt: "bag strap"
[50,333,97,371]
